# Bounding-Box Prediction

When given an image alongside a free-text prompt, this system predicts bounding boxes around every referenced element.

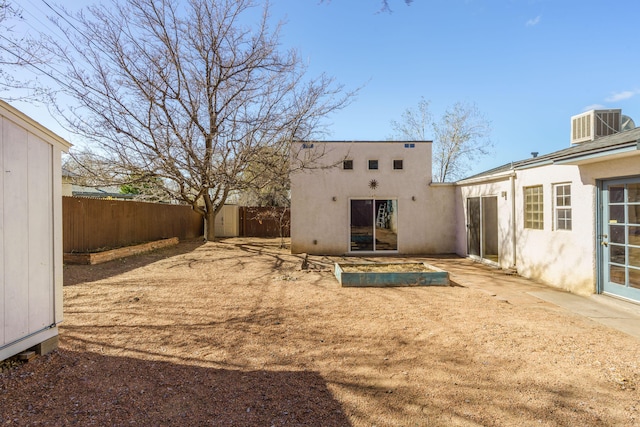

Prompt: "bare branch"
[18,0,354,240]
[390,98,492,182]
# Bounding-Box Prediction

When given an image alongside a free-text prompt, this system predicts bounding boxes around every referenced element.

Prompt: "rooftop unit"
[571,109,622,144]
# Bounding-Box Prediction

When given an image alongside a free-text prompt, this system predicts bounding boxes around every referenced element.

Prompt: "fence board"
[239,207,290,238]
[63,197,203,253]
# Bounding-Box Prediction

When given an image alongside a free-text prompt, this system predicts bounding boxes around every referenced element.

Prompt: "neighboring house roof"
[460,127,640,182]
[62,167,78,179]
[300,140,433,144]
[71,185,135,199]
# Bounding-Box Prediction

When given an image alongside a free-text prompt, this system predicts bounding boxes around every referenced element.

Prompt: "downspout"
[510,169,517,270]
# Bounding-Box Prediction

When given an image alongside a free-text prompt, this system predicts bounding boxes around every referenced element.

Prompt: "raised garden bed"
[64,237,179,265]
[334,262,449,287]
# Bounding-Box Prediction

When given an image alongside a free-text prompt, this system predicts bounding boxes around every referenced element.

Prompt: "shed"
[1,101,71,361]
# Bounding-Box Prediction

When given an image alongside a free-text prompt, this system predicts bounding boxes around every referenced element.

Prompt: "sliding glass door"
[350,199,398,252]
[467,196,498,263]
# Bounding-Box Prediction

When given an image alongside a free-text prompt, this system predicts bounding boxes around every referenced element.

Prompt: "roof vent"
[571,109,621,145]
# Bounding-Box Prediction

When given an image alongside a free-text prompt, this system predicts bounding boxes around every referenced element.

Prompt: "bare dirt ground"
[1,237,639,426]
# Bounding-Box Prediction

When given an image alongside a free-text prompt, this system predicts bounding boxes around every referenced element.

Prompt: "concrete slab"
[529,291,640,340]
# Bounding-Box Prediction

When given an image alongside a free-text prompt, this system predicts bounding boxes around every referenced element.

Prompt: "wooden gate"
[239,207,290,238]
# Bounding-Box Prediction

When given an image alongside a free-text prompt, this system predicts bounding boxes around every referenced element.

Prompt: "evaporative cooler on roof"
[571,109,621,144]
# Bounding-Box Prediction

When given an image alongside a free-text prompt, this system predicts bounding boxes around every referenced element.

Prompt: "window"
[554,184,572,230]
[343,159,353,170]
[524,185,544,229]
[368,160,378,170]
[393,159,403,170]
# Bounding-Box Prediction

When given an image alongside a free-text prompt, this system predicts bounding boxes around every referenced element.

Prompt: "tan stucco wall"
[293,139,640,297]
[290,141,456,255]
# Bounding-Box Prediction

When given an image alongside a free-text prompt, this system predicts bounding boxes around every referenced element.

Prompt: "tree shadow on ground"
[63,239,206,286]
[0,349,352,426]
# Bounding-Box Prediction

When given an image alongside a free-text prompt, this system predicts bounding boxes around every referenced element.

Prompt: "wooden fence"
[239,206,290,238]
[63,197,203,253]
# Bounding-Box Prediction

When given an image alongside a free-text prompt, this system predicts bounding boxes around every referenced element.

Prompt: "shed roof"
[0,100,72,151]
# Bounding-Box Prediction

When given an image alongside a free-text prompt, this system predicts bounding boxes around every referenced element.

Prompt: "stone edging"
[64,237,179,265]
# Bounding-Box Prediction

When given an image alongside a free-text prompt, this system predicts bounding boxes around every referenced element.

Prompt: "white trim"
[0,100,71,152]
[0,326,58,361]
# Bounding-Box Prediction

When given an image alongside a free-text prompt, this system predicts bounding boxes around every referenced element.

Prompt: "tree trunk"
[204,210,216,241]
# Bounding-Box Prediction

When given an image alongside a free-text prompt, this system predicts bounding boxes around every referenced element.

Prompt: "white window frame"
[554,183,572,231]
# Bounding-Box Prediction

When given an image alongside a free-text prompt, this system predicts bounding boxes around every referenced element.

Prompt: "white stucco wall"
[290,141,456,255]
[455,151,640,297]
[456,174,514,268]
[457,165,597,295]
[513,165,596,295]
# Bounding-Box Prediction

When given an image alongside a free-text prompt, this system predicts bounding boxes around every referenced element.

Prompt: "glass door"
[482,196,499,262]
[467,197,481,257]
[350,200,374,251]
[601,179,640,302]
[467,196,499,263]
[350,199,398,252]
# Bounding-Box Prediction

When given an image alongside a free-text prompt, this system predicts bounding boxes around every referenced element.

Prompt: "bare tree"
[25,0,352,240]
[379,0,414,13]
[390,99,492,182]
[389,96,431,140]
[237,145,291,247]
[0,1,24,91]
[432,102,492,182]
[319,0,413,13]
[0,1,52,99]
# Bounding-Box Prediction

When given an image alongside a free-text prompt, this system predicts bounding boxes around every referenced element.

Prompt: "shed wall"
[0,102,68,361]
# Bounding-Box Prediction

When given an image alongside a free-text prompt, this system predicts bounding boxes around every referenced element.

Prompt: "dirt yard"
[1,238,639,426]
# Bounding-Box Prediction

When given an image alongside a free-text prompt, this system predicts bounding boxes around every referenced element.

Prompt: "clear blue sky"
[7,0,640,177]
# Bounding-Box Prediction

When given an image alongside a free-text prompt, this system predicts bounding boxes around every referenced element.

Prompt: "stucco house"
[290,141,456,255]
[290,109,640,304]
[457,109,640,302]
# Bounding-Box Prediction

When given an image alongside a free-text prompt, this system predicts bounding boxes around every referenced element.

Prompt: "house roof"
[302,140,432,144]
[460,127,640,182]
[71,185,135,199]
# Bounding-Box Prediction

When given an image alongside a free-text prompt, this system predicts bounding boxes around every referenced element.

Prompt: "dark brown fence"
[63,197,203,253]
[239,206,290,238]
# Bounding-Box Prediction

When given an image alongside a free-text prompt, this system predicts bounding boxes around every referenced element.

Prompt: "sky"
[5,0,640,177]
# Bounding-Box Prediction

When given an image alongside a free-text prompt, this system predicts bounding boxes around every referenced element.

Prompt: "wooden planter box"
[334,262,450,287]
[64,237,179,265]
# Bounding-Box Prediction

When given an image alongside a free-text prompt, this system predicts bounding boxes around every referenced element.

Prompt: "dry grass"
[1,238,639,426]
